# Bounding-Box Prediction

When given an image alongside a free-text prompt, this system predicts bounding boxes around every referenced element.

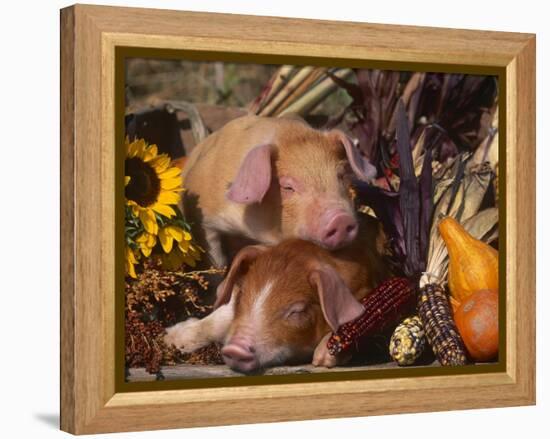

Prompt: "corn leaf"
[419,148,433,270]
[396,100,421,276]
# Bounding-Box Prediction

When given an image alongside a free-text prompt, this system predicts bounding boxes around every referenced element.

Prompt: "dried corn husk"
[250,65,296,114]
[274,68,328,115]
[278,69,353,117]
[259,66,316,116]
[428,156,493,247]
[249,65,297,114]
[469,108,499,172]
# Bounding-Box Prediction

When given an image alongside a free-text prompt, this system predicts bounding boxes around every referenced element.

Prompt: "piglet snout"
[222,338,260,373]
[321,211,358,249]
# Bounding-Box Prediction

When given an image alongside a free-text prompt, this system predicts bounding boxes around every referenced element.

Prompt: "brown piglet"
[181,115,376,266]
[164,217,389,372]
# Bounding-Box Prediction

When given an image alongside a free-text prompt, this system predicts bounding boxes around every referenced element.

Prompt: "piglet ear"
[309,263,365,332]
[330,130,377,182]
[226,144,272,204]
[214,245,268,309]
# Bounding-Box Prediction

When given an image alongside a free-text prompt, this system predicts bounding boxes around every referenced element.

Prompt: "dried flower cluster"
[125,309,174,374]
[125,259,225,374]
[180,343,224,365]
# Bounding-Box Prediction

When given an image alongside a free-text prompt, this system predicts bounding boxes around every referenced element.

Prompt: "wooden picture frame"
[60,4,536,434]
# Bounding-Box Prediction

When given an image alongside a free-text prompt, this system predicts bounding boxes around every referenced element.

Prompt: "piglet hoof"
[312,334,352,368]
[311,343,339,367]
[163,318,206,353]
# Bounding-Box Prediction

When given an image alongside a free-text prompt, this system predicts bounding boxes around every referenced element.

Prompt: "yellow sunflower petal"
[150,155,171,173]
[126,247,138,264]
[128,139,146,159]
[160,177,182,191]
[140,244,153,258]
[157,191,180,205]
[135,233,156,255]
[135,232,148,243]
[126,247,139,278]
[151,203,176,218]
[178,239,190,253]
[131,204,142,219]
[143,144,158,162]
[139,209,158,235]
[159,167,182,179]
[135,139,147,159]
[127,260,137,278]
[146,233,156,248]
[166,225,184,242]
[183,230,192,241]
[158,228,174,253]
[125,176,131,186]
[127,140,138,158]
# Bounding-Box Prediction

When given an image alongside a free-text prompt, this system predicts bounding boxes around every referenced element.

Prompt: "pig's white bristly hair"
[251,280,274,326]
[248,280,296,368]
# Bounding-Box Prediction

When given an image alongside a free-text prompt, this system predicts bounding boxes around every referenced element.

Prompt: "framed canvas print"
[60,4,536,434]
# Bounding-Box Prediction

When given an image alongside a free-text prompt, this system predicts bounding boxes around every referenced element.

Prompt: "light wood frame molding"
[60,4,536,434]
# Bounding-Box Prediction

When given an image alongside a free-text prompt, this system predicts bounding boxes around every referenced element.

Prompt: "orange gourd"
[439,217,498,303]
[454,289,499,361]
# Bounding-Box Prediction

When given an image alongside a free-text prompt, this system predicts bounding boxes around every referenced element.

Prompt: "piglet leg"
[312,332,352,368]
[164,296,234,353]
[203,226,227,268]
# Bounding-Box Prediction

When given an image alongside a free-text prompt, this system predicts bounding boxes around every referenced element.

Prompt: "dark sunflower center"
[125,157,160,207]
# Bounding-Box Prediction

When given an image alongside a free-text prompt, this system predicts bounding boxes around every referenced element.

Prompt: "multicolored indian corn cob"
[327,277,416,356]
[417,283,468,366]
[389,315,427,366]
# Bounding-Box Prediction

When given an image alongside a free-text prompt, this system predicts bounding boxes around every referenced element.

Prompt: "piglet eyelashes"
[279,176,300,194]
[284,301,308,319]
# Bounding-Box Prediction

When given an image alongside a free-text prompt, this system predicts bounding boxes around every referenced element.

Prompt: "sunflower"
[125,138,183,235]
[158,225,202,270]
